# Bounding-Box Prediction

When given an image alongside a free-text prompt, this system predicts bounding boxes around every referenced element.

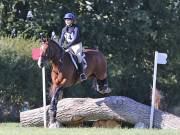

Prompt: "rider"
[58,12,87,82]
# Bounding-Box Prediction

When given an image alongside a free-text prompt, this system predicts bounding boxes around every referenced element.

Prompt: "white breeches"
[70,42,83,63]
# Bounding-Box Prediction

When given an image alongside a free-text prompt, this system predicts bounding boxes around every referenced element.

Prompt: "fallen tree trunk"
[20,96,180,129]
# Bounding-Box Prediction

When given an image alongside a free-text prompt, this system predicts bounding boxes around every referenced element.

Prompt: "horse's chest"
[52,68,60,77]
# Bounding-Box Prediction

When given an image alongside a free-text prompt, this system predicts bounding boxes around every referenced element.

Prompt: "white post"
[150,51,158,128]
[42,66,47,128]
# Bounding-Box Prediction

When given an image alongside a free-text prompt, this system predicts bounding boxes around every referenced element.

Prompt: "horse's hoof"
[48,121,61,128]
[97,87,112,94]
[105,87,112,94]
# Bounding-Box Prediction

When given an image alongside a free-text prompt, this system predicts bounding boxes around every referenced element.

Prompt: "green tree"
[0,0,180,121]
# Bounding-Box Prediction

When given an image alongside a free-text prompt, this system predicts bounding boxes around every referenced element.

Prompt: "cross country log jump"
[20,96,180,129]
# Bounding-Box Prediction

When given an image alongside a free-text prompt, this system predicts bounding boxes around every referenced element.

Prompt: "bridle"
[40,39,66,65]
[40,40,52,61]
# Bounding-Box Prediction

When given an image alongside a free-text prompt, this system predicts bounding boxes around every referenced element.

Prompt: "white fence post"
[42,66,47,128]
[150,51,158,128]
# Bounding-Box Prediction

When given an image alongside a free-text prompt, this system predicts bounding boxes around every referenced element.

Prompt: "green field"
[0,123,180,135]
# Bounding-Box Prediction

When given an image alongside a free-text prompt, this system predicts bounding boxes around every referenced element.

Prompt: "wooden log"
[20,96,180,129]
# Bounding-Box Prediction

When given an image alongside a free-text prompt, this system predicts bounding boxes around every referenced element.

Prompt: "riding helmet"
[64,12,76,20]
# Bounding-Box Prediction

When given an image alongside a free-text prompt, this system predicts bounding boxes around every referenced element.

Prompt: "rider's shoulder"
[72,24,79,27]
[73,24,80,30]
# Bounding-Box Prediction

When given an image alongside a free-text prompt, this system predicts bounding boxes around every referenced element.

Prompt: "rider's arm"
[67,26,80,48]
[58,28,65,47]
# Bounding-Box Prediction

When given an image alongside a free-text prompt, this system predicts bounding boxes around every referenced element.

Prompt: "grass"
[0,37,39,57]
[0,123,180,135]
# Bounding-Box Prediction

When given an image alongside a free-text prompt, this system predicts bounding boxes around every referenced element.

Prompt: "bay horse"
[38,39,111,128]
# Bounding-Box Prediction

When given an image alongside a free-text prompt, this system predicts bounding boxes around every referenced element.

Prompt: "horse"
[38,39,111,128]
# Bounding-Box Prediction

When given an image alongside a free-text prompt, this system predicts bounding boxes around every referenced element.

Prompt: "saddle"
[67,50,87,70]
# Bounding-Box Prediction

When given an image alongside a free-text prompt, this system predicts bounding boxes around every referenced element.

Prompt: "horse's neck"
[50,42,64,63]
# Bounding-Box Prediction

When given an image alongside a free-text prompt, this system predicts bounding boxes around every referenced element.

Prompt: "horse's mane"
[49,39,100,55]
[48,39,63,50]
[47,39,65,62]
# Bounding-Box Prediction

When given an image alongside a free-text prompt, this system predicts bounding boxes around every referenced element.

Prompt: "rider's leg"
[77,57,87,81]
[71,43,87,81]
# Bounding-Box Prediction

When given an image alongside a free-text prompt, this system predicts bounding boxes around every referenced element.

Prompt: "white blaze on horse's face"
[38,56,42,68]
[38,45,44,68]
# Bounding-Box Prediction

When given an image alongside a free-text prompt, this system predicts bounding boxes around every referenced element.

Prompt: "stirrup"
[80,73,87,82]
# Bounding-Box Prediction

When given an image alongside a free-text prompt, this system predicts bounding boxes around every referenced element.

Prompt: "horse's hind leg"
[92,53,111,94]
[95,78,112,94]
[49,86,63,128]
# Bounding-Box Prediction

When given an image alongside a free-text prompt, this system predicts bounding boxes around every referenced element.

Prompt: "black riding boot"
[79,62,87,82]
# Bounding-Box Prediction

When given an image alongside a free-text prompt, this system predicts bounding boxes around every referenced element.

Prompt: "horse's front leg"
[49,86,63,128]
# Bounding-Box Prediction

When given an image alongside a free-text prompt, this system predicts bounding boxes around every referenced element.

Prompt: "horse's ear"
[42,38,48,43]
[39,33,48,43]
